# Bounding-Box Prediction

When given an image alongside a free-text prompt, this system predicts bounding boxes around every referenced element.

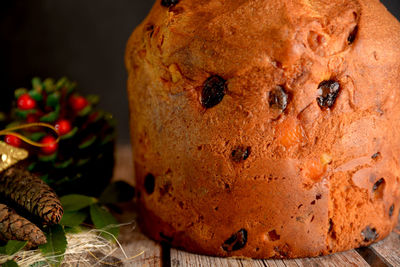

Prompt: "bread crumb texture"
[126,0,400,258]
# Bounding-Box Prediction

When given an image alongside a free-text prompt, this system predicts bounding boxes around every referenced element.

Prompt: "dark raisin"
[316,80,340,109]
[160,232,173,243]
[361,226,378,242]
[389,204,394,217]
[348,25,358,45]
[269,86,289,111]
[273,244,290,258]
[201,75,227,109]
[161,0,180,7]
[150,28,154,38]
[373,178,385,191]
[144,173,155,195]
[268,230,280,241]
[316,194,322,200]
[330,231,337,240]
[371,152,381,159]
[159,181,172,196]
[372,178,385,199]
[222,229,247,252]
[146,24,154,35]
[328,219,333,232]
[231,146,251,162]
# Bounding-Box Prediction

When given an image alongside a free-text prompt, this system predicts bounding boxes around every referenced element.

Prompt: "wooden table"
[113,146,400,267]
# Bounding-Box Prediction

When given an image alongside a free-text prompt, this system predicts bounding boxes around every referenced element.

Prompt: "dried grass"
[0,224,144,267]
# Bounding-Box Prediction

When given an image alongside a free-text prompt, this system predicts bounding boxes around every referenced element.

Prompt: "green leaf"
[39,225,67,267]
[32,77,43,92]
[43,78,56,93]
[90,204,119,240]
[0,241,27,255]
[14,88,28,99]
[52,176,71,186]
[76,158,90,167]
[99,181,135,204]
[64,225,84,234]
[38,152,57,163]
[27,162,37,171]
[60,211,87,227]
[40,110,59,123]
[3,260,18,267]
[78,136,97,149]
[63,80,77,95]
[86,94,100,105]
[46,92,60,108]
[40,174,50,184]
[5,122,21,129]
[60,127,78,140]
[15,109,36,119]
[4,240,27,255]
[30,132,46,142]
[60,194,97,212]
[78,105,92,117]
[29,90,43,102]
[54,158,73,169]
[100,133,115,146]
[0,240,28,256]
[55,77,68,91]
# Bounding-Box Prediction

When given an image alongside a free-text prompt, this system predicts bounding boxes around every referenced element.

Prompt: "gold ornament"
[0,141,28,172]
[0,122,60,172]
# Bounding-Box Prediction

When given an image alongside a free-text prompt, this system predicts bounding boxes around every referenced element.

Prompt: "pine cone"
[0,163,63,225]
[0,203,47,247]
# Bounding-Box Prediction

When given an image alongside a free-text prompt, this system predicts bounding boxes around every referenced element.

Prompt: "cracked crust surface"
[126,0,400,258]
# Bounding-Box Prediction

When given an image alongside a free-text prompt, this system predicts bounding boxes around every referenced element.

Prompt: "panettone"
[125,0,400,258]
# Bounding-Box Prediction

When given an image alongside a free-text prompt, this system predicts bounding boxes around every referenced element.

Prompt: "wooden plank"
[266,259,298,267]
[371,232,400,266]
[111,200,162,266]
[171,249,267,267]
[279,260,300,267]
[333,250,371,267]
[110,146,162,266]
[113,145,134,185]
[112,225,162,267]
[170,248,369,267]
[369,215,400,267]
[294,250,369,267]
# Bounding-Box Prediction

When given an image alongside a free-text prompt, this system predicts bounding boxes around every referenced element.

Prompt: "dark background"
[0,1,399,144]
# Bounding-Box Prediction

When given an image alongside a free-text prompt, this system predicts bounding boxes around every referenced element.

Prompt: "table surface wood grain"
[112,146,400,267]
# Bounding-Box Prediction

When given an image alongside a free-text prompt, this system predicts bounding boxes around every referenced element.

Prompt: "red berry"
[55,120,72,135]
[27,114,38,123]
[5,135,22,147]
[17,94,36,110]
[40,135,58,155]
[69,95,88,111]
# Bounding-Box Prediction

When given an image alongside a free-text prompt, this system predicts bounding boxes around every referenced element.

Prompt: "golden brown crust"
[126,0,400,258]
